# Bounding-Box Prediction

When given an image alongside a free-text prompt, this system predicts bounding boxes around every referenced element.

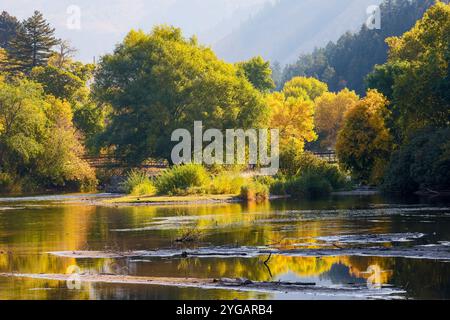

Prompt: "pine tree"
[0,11,20,50]
[7,11,59,74]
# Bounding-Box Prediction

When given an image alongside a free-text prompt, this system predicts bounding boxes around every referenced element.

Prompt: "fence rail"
[83,152,337,169]
[312,151,337,164]
[82,156,168,169]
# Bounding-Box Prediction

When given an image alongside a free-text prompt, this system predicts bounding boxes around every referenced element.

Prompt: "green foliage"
[31,65,84,102]
[285,172,333,199]
[94,26,268,165]
[273,151,348,198]
[156,164,209,196]
[382,128,450,193]
[278,142,303,176]
[279,146,348,190]
[282,76,328,100]
[209,172,247,195]
[0,11,20,51]
[0,78,96,192]
[295,152,348,190]
[236,56,275,92]
[367,1,450,137]
[269,177,287,196]
[336,90,393,185]
[30,56,105,151]
[240,181,269,201]
[121,170,156,196]
[281,0,437,94]
[5,11,59,74]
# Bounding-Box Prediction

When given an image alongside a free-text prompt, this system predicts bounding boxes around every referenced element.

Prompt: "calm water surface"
[0,194,449,300]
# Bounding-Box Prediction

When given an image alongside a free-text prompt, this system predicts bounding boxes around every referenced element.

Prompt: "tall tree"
[94,26,268,163]
[236,56,275,93]
[314,89,359,150]
[282,0,441,94]
[367,1,450,138]
[0,11,20,50]
[7,11,59,74]
[282,76,328,101]
[336,90,393,185]
[267,92,317,152]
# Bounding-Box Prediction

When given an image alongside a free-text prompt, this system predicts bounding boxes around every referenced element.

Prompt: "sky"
[1,0,376,64]
[1,0,272,62]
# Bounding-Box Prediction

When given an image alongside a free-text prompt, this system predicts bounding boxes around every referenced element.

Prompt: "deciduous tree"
[94,26,269,164]
[315,89,359,150]
[236,56,275,93]
[267,92,316,152]
[282,76,328,101]
[336,90,393,184]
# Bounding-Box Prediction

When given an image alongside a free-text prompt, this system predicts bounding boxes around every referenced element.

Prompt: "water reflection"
[0,195,449,299]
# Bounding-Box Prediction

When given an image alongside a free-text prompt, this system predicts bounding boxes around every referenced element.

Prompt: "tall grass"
[155,164,209,196]
[209,173,248,195]
[285,172,332,198]
[240,181,269,201]
[121,170,156,196]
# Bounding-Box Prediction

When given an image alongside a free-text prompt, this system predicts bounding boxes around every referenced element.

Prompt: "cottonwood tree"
[0,79,96,191]
[282,76,328,101]
[236,56,275,93]
[367,1,450,139]
[336,90,393,185]
[314,89,359,150]
[93,26,268,164]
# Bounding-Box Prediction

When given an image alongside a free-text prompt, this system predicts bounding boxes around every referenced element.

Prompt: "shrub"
[240,181,269,201]
[255,175,276,187]
[121,170,155,195]
[0,172,14,192]
[156,164,209,196]
[131,181,156,196]
[209,173,247,195]
[382,128,450,193]
[296,152,349,190]
[270,178,287,196]
[285,172,332,198]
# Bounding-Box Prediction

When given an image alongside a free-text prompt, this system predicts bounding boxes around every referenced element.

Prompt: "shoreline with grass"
[101,193,291,206]
[102,152,352,206]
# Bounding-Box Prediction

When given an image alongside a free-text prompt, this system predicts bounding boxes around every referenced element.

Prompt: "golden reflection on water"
[0,196,447,299]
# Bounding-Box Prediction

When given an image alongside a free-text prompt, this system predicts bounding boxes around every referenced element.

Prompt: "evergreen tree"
[281,0,442,94]
[7,11,59,74]
[0,11,20,50]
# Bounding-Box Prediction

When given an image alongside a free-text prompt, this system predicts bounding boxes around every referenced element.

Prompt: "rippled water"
[0,194,449,300]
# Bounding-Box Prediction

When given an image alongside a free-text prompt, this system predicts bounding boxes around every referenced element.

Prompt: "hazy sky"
[1,0,272,62]
[1,0,377,63]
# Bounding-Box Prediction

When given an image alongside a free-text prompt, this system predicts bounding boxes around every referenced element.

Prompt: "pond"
[0,194,449,300]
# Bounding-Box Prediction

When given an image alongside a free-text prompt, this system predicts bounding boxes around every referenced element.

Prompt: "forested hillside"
[280,0,443,94]
[214,0,381,64]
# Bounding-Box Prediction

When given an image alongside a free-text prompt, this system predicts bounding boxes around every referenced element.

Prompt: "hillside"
[214,0,381,64]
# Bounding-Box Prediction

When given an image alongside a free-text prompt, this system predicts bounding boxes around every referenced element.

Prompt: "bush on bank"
[155,164,210,196]
[382,128,450,194]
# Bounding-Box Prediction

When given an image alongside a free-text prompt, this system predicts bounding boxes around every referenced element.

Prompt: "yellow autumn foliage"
[336,90,393,185]
[267,92,317,152]
[315,88,359,149]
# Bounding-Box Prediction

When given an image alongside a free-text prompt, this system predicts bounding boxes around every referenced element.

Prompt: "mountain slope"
[214,0,382,64]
